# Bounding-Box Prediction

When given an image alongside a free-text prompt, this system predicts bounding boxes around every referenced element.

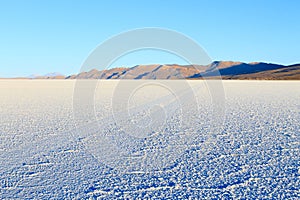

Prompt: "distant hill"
[4,62,300,80]
[24,72,65,79]
[65,61,300,80]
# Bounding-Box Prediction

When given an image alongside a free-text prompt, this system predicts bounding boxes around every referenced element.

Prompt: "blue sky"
[0,0,299,77]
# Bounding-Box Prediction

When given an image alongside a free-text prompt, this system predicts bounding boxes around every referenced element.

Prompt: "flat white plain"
[0,80,299,199]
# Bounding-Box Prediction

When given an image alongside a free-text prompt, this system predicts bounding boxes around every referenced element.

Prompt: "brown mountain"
[65,61,300,80]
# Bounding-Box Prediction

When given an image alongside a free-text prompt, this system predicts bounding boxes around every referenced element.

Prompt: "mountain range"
[8,61,300,80]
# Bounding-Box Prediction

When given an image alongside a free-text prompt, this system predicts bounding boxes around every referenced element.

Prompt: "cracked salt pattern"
[0,80,299,199]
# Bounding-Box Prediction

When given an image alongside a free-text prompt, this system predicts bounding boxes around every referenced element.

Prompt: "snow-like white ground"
[0,80,299,199]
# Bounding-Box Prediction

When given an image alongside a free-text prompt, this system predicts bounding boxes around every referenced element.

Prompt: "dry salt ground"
[0,80,299,199]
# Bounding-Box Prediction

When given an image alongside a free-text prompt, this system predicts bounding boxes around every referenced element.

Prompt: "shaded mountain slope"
[66,61,300,80]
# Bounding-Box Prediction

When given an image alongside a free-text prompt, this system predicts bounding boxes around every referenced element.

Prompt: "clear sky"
[0,0,299,77]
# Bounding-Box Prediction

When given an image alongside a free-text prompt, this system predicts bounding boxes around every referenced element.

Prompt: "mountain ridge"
[65,61,300,80]
[4,61,300,80]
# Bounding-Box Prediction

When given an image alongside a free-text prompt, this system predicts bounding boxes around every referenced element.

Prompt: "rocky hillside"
[65,61,300,80]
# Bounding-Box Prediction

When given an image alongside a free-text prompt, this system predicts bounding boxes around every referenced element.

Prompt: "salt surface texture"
[0,80,299,199]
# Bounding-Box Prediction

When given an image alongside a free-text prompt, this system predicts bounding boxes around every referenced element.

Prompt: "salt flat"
[0,80,299,199]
